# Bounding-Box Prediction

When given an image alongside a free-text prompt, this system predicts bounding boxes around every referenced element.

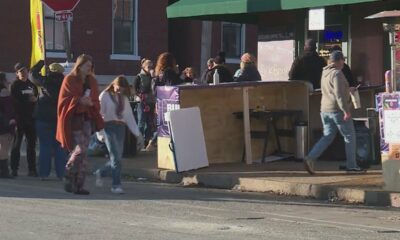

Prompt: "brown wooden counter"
[157,81,310,169]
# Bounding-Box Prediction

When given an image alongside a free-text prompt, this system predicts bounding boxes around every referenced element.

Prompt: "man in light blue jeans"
[304,51,364,174]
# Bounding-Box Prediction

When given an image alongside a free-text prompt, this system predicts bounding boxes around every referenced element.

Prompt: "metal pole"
[389,30,397,92]
[63,21,72,62]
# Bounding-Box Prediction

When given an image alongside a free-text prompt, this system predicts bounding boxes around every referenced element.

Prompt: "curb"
[118,167,399,208]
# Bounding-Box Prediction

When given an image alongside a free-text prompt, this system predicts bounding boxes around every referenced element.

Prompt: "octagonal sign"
[42,0,81,12]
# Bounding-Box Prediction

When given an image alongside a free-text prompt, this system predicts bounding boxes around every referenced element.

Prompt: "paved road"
[0,176,399,240]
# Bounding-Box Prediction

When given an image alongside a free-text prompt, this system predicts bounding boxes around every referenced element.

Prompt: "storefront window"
[308,26,346,59]
[222,22,244,59]
[112,0,136,55]
[44,4,68,51]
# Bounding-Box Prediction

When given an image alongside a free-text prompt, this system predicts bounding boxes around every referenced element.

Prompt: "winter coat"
[288,51,327,89]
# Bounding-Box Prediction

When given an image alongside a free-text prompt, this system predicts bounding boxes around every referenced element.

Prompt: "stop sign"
[42,0,81,12]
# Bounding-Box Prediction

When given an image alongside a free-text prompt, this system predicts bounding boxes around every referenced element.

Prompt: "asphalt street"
[0,176,399,240]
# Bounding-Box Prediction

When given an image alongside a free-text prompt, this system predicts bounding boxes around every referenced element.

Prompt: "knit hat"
[329,51,345,62]
[49,63,65,73]
[241,53,257,64]
[14,62,27,72]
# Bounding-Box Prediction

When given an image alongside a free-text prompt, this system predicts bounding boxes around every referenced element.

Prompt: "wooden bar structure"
[158,81,310,168]
[157,81,382,170]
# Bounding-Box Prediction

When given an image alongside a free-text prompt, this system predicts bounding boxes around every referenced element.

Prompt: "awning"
[167,0,380,23]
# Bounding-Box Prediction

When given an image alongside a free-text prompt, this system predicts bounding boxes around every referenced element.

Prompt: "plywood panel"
[180,87,244,164]
[158,137,176,170]
[178,82,309,164]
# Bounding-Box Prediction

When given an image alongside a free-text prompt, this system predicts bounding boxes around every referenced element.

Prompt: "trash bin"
[295,122,308,160]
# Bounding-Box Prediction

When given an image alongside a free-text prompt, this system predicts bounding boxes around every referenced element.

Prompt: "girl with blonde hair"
[95,76,144,194]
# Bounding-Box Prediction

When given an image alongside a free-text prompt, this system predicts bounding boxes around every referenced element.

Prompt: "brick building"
[0,0,258,84]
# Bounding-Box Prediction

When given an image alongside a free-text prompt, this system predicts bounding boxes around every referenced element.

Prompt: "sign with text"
[309,8,325,31]
[156,86,180,137]
[383,93,400,144]
[55,11,73,22]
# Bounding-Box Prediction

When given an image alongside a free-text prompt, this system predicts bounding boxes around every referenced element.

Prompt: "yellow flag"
[30,0,45,69]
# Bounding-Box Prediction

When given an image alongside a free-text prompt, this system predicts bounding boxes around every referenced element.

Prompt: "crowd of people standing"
[0,50,261,194]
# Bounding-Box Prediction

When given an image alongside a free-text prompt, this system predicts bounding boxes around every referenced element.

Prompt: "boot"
[0,160,12,178]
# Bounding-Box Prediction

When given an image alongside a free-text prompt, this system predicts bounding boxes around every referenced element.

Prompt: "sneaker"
[304,158,315,175]
[94,170,103,187]
[11,170,18,177]
[346,167,366,173]
[28,170,38,177]
[111,186,125,194]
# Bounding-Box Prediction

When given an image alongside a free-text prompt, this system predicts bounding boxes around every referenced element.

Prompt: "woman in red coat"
[56,54,104,195]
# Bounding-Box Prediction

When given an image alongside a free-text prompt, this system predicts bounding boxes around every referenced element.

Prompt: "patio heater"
[366,11,400,91]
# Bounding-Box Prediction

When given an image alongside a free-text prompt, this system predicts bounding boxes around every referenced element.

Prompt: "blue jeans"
[36,121,68,178]
[137,102,155,142]
[98,122,126,187]
[307,112,358,169]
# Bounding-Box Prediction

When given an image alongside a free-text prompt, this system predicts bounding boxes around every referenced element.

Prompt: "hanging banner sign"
[309,8,325,31]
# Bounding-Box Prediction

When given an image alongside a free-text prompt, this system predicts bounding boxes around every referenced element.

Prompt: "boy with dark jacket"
[10,63,38,177]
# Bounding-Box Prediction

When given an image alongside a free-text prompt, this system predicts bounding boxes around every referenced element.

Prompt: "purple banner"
[376,92,400,153]
[156,86,180,137]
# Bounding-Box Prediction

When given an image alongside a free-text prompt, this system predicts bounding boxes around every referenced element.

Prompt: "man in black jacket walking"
[10,63,38,177]
[289,39,327,89]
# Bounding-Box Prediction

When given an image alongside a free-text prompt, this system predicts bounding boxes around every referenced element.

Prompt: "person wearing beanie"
[304,51,364,175]
[235,53,262,82]
[205,51,233,83]
[30,60,67,180]
[330,45,358,88]
[288,39,327,89]
[0,72,16,178]
[10,62,39,177]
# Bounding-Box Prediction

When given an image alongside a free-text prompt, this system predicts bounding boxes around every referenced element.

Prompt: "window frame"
[43,3,70,56]
[111,0,140,61]
[221,22,246,64]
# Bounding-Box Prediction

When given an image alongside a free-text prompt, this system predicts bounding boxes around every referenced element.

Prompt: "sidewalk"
[89,151,400,208]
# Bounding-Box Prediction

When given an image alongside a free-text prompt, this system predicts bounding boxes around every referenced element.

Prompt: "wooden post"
[243,87,252,164]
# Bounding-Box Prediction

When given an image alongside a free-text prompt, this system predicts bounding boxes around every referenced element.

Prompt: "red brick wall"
[0,0,169,76]
[169,20,258,76]
[0,0,31,73]
[168,19,203,76]
[71,0,169,75]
